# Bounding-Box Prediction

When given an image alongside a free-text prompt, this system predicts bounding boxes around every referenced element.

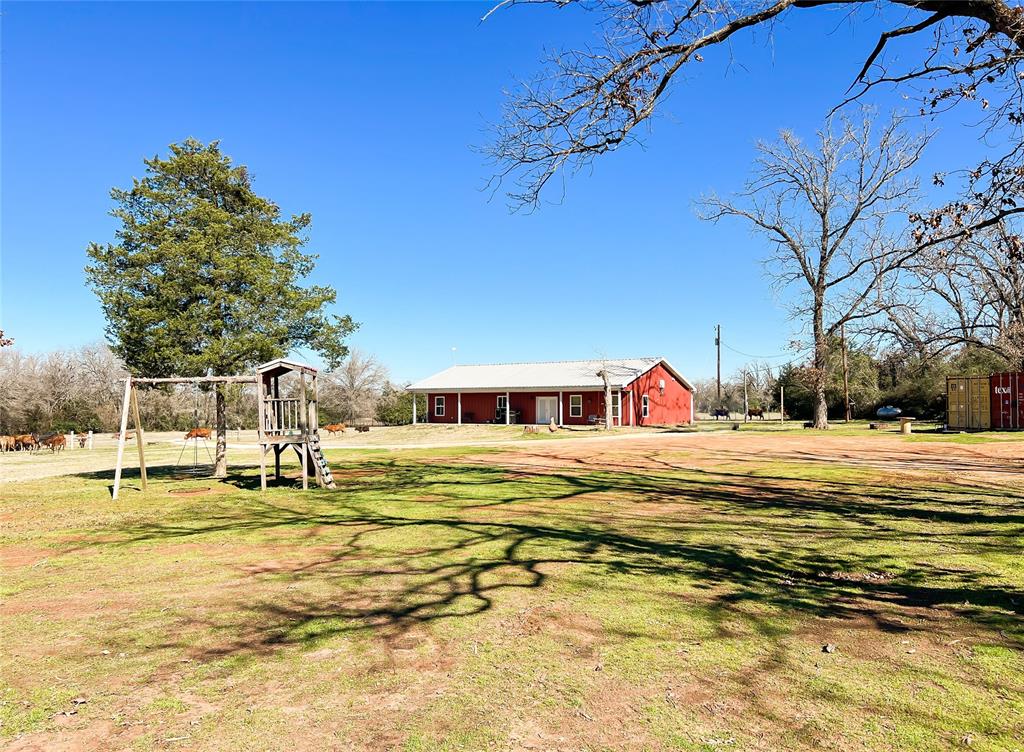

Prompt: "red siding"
[426,390,616,425]
[423,362,692,427]
[625,363,693,426]
[990,372,1024,430]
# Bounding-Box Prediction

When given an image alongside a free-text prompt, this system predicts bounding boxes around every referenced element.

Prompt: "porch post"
[457,392,462,425]
[629,390,634,427]
[505,392,510,425]
[412,393,417,425]
[558,391,563,426]
[616,390,622,427]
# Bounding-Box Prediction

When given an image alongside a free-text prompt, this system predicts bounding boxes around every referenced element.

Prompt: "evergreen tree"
[86,139,356,476]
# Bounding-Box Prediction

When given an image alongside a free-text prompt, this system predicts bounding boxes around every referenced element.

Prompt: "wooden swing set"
[111,358,336,499]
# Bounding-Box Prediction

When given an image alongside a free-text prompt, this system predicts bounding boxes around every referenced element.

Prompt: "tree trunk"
[214,384,227,477]
[599,370,613,430]
[812,301,830,430]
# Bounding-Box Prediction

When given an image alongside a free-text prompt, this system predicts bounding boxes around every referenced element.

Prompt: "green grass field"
[1,432,1022,751]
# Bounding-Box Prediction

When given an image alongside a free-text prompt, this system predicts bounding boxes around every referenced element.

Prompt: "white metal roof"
[408,357,692,393]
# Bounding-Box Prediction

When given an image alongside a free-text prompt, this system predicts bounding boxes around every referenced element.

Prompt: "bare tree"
[321,349,391,424]
[881,219,1024,368]
[700,112,927,428]
[486,0,1024,225]
[596,365,614,429]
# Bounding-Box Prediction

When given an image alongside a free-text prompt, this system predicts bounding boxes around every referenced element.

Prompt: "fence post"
[69,430,75,449]
[87,430,93,450]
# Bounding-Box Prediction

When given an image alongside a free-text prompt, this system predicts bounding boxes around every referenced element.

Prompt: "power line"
[721,342,807,360]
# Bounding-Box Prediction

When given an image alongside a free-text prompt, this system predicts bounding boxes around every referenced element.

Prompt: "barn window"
[434,396,445,416]
[569,395,582,418]
[642,394,650,418]
[497,395,507,410]
[612,393,621,420]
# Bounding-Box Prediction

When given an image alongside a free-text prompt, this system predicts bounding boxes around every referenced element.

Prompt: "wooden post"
[69,430,75,450]
[130,385,147,491]
[299,372,308,435]
[87,430,93,449]
[780,385,785,423]
[412,393,417,425]
[558,391,563,426]
[629,391,634,427]
[301,442,308,490]
[841,323,852,422]
[112,377,132,500]
[743,370,749,423]
[257,375,267,491]
[505,392,510,425]
[457,392,462,425]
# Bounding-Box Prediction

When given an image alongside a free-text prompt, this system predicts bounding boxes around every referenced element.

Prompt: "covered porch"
[410,389,634,427]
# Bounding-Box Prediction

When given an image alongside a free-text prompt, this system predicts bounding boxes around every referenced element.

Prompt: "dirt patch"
[167,486,214,496]
[0,545,54,569]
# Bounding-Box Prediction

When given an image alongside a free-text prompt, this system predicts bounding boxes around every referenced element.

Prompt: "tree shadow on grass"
[70,457,1024,660]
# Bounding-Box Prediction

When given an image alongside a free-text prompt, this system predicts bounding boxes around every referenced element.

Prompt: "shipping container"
[946,376,991,430]
[990,372,1024,430]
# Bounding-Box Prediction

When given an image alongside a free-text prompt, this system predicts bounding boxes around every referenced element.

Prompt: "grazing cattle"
[39,434,66,452]
[323,423,346,435]
[0,435,14,452]
[77,435,89,448]
[15,434,37,451]
[747,408,765,420]
[184,427,212,441]
[355,425,370,433]
[711,408,730,420]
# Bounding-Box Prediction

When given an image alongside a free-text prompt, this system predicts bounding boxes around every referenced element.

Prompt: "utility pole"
[780,385,785,424]
[715,324,722,402]
[742,368,749,423]
[840,323,851,422]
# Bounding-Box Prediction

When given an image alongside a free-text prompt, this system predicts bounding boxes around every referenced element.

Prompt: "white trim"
[497,394,508,410]
[558,391,563,425]
[457,392,462,425]
[569,394,583,418]
[642,394,650,418]
[535,396,558,425]
[434,395,445,417]
[611,391,621,423]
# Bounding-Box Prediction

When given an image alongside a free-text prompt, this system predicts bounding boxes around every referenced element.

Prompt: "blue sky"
[0,1,986,383]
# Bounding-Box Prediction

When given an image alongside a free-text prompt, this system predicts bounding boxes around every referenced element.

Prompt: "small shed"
[256,358,335,490]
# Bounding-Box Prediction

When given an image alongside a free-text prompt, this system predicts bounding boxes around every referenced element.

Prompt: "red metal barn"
[990,372,1024,430]
[407,357,693,427]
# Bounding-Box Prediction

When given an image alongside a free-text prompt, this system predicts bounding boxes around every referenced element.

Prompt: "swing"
[176,383,214,475]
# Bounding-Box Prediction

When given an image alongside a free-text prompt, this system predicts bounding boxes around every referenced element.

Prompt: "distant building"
[408,357,693,426]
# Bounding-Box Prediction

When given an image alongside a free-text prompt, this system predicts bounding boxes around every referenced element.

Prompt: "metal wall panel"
[946,376,991,430]
[990,372,1024,430]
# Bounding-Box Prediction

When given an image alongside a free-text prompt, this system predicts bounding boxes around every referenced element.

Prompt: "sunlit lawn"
[1,440,1022,751]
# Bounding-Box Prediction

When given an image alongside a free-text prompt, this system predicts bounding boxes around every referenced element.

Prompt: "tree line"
[691,342,1009,421]
[0,344,424,435]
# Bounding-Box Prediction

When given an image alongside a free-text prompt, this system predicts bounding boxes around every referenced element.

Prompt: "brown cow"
[0,435,15,452]
[323,423,346,435]
[15,434,37,451]
[184,427,212,441]
[747,408,766,420]
[39,434,66,452]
